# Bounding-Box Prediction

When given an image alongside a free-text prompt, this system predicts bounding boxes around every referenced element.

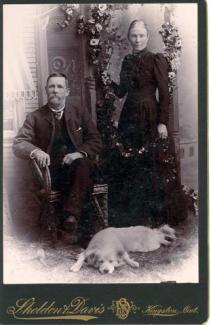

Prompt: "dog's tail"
[159,224,176,240]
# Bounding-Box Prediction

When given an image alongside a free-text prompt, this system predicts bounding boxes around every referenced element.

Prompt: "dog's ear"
[89,253,96,261]
[86,251,100,264]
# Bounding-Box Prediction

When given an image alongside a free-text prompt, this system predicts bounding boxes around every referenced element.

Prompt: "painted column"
[81,4,97,125]
[164,6,181,183]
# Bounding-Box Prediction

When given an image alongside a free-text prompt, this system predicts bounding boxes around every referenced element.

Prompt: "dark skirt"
[108,134,188,228]
[118,96,159,149]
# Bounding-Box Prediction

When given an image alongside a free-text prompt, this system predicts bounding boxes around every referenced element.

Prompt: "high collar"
[132,47,148,57]
[48,104,65,113]
[41,103,72,124]
[48,104,65,120]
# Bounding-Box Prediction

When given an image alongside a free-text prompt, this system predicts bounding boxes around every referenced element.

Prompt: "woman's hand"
[157,123,168,139]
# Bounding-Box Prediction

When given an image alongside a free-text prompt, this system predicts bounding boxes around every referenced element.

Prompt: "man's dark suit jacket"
[13,104,102,160]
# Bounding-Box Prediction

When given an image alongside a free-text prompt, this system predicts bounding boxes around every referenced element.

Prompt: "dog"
[70,224,176,274]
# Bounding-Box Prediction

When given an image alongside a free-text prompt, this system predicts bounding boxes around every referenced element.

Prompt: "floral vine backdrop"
[76,4,128,156]
[75,4,182,153]
[58,4,198,221]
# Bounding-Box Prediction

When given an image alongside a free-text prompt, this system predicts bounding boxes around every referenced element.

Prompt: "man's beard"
[49,95,63,109]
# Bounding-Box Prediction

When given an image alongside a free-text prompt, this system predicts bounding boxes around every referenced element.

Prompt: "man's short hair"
[46,73,69,87]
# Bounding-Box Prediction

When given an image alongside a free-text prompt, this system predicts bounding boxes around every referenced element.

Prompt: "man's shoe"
[59,216,78,245]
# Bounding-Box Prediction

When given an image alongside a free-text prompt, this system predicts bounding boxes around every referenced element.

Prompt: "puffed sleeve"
[111,56,130,98]
[154,53,170,125]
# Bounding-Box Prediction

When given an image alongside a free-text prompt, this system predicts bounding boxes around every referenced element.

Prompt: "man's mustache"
[49,94,61,100]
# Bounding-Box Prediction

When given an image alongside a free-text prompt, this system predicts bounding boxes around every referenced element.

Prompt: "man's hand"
[63,152,84,165]
[33,150,50,168]
[157,123,168,139]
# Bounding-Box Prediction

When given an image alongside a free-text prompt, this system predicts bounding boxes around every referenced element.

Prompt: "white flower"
[66,8,73,15]
[101,75,111,85]
[168,71,176,79]
[123,152,131,157]
[98,4,107,11]
[90,38,100,46]
[192,193,198,199]
[138,147,145,154]
[96,23,103,32]
[175,39,182,47]
[183,185,189,193]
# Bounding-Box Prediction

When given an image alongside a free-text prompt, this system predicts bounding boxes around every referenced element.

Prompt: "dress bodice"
[111,48,170,125]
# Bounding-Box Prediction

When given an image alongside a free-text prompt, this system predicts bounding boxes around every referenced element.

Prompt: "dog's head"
[86,250,123,274]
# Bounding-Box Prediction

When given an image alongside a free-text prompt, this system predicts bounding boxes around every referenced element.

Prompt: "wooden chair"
[31,159,108,243]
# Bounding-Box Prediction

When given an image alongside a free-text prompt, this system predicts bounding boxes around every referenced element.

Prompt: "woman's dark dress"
[112,48,169,148]
[109,48,181,227]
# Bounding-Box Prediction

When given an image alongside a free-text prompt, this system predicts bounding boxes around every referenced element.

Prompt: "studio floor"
[3,211,198,284]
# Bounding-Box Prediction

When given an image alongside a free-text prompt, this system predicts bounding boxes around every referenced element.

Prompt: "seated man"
[13,72,102,243]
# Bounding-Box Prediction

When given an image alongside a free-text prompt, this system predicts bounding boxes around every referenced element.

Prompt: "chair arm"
[30,159,52,195]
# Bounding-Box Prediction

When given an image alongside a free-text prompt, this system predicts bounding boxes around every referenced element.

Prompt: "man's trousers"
[50,158,95,220]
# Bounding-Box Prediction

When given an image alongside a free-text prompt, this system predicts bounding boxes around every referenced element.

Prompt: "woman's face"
[128,24,149,52]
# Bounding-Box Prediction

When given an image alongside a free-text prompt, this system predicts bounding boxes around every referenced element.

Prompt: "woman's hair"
[127,20,148,38]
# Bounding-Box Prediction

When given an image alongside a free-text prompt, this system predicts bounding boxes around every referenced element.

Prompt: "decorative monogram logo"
[108,298,139,320]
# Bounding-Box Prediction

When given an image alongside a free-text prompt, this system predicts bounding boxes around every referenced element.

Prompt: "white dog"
[70,225,176,274]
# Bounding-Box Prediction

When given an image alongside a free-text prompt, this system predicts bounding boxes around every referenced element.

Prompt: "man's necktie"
[54,110,64,120]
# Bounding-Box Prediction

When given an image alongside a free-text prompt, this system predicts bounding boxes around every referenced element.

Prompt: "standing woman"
[109,20,183,227]
[112,19,169,151]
